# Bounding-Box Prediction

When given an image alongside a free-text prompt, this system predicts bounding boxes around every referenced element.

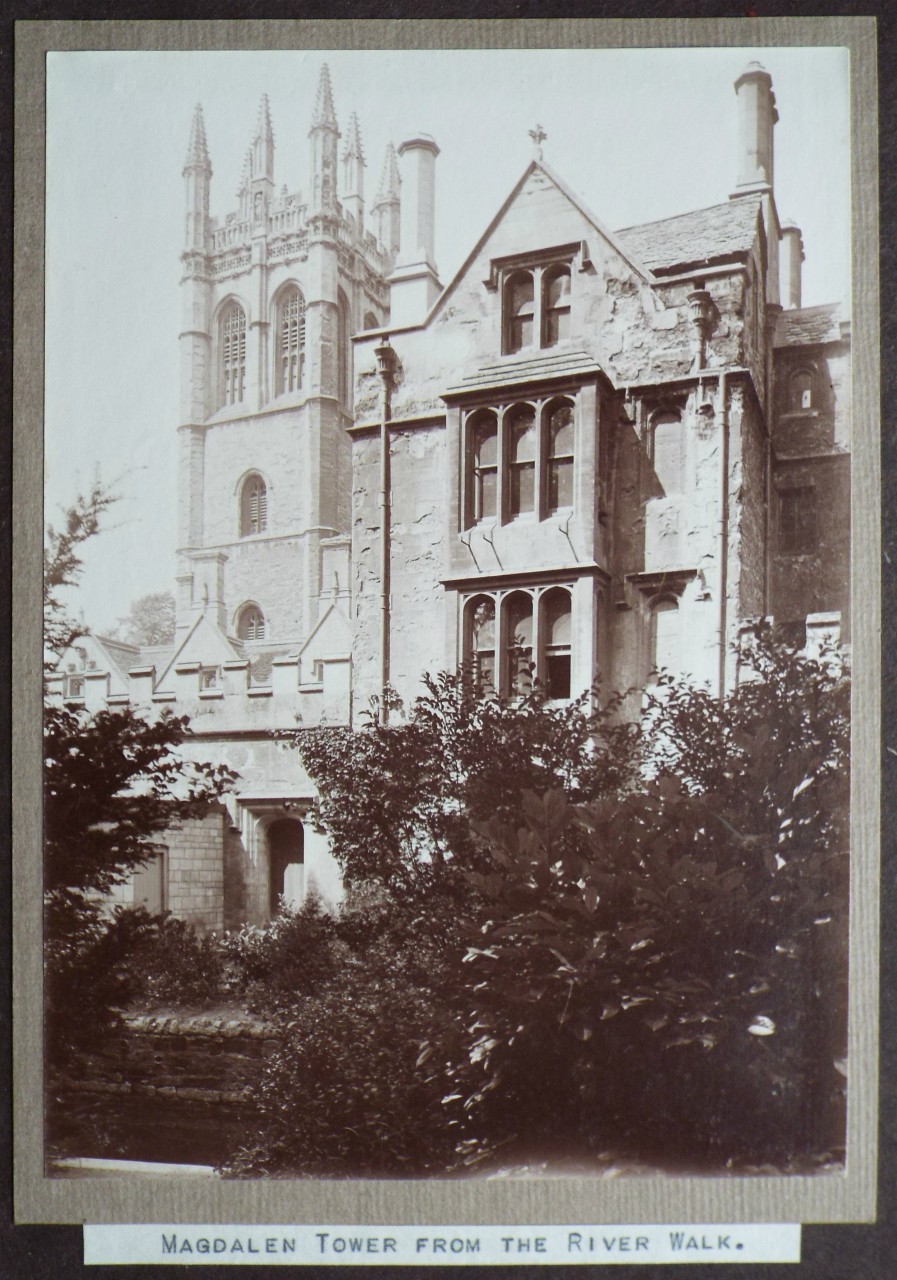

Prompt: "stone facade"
[51,61,850,932]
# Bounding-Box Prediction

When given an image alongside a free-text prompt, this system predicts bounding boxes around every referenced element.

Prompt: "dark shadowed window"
[789,368,814,411]
[779,487,817,554]
[238,604,266,641]
[542,588,572,699]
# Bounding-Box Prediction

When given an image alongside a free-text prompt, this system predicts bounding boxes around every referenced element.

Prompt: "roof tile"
[615,197,763,274]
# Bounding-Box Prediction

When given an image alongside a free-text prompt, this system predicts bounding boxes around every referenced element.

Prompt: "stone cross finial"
[529,124,547,160]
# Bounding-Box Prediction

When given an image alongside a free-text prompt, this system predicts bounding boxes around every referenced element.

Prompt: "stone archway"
[267,818,305,915]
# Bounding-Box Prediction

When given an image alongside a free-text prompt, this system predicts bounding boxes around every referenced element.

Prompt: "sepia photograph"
[16,21,880,1232]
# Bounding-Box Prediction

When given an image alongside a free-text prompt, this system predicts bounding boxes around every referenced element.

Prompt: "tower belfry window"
[277,288,306,394]
[240,474,268,536]
[221,303,247,407]
[238,604,266,641]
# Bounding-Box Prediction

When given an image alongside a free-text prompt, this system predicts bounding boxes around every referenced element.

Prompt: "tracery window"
[240,473,268,536]
[276,287,306,395]
[221,302,247,407]
[501,257,574,355]
[238,604,266,642]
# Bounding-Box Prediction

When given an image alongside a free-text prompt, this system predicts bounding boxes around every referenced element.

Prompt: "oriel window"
[468,597,496,693]
[541,589,572,699]
[508,407,536,516]
[547,401,575,511]
[471,414,498,522]
[504,593,534,695]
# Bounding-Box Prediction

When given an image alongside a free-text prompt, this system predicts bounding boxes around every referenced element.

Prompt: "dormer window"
[493,245,583,356]
[542,265,571,346]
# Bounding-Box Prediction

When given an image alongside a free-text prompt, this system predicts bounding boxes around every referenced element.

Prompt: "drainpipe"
[374,339,397,725]
[717,369,730,701]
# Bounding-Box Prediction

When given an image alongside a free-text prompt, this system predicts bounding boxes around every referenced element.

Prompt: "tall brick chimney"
[733,61,777,192]
[388,134,441,327]
[780,220,804,310]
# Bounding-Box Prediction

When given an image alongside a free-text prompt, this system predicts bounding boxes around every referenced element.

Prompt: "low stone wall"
[50,1013,276,1168]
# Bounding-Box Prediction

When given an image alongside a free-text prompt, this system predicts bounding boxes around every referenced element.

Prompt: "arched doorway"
[267,818,304,915]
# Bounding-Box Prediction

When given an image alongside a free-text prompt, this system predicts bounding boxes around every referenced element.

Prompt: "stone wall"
[50,1014,273,1168]
[166,810,227,933]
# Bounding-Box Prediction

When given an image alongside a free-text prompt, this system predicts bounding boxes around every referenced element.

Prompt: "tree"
[43,487,234,1067]
[116,590,176,647]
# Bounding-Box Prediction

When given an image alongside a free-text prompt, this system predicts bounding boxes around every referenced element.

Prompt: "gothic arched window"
[508,406,537,516]
[504,271,535,353]
[238,604,266,642]
[789,368,815,411]
[363,311,379,331]
[469,411,498,523]
[240,473,268,537]
[541,588,572,699]
[276,287,306,395]
[504,592,534,695]
[220,302,247,407]
[465,596,496,694]
[649,596,680,678]
[547,400,575,511]
[542,265,571,346]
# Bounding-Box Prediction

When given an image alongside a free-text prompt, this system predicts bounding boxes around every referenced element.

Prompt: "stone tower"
[175,66,394,663]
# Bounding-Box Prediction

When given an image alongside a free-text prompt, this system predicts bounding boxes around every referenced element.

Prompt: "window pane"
[546,271,570,309]
[506,273,534,353]
[505,596,533,693]
[511,413,536,462]
[477,468,497,520]
[510,463,535,515]
[475,422,497,466]
[550,405,574,455]
[543,591,572,645]
[546,653,571,700]
[549,459,574,510]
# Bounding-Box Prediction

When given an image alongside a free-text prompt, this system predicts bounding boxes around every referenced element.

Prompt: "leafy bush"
[124,913,230,1010]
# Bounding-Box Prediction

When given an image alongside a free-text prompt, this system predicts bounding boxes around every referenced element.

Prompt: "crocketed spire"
[342,111,365,163]
[311,63,337,129]
[375,142,401,204]
[183,103,211,172]
[252,93,275,180]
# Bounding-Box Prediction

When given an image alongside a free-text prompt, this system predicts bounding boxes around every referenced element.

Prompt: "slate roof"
[446,349,602,397]
[94,635,143,675]
[773,302,845,348]
[615,197,763,275]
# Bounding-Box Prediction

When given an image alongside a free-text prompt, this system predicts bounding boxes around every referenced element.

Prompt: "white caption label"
[84,1223,801,1265]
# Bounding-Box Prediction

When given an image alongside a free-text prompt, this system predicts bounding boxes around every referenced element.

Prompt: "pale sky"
[44,46,851,634]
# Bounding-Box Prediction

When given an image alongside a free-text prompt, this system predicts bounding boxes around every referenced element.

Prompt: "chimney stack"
[780,221,804,310]
[733,61,777,192]
[388,134,441,327]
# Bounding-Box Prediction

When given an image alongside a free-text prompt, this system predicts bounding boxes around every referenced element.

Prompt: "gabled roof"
[615,197,764,275]
[773,302,846,348]
[155,613,241,690]
[427,159,656,327]
[95,635,144,675]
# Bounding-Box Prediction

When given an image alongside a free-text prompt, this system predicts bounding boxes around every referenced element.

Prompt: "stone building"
[50,61,851,933]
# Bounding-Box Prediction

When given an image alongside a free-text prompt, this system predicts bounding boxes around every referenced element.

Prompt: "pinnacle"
[375,142,401,203]
[311,63,337,128]
[237,147,252,197]
[342,111,365,163]
[255,93,274,146]
[184,103,211,171]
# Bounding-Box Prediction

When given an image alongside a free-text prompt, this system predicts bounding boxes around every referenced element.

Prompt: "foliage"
[43,487,235,1068]
[442,631,850,1168]
[44,480,118,664]
[296,672,641,898]
[117,590,176,647]
[123,913,231,1010]
[224,891,463,1178]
